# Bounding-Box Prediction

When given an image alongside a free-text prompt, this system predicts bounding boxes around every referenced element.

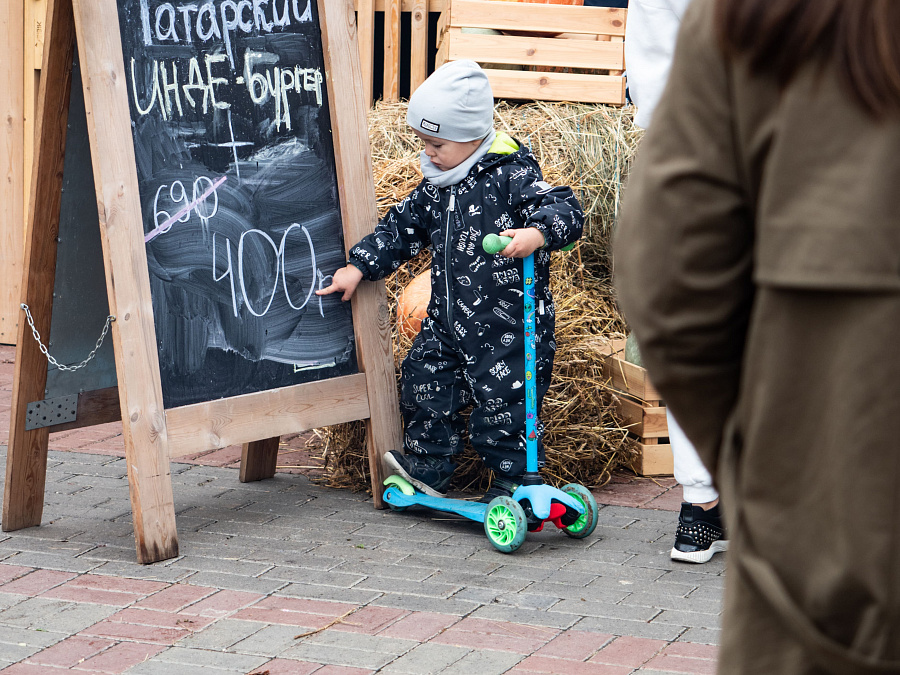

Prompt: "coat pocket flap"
[756,224,900,291]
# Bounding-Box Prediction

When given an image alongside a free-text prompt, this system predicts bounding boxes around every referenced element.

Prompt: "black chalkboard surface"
[115,0,357,409]
[46,53,118,399]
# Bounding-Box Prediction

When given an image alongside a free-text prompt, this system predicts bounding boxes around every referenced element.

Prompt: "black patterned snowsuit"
[349,138,583,478]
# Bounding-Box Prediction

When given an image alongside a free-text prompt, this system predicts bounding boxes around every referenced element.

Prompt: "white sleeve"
[624,0,694,129]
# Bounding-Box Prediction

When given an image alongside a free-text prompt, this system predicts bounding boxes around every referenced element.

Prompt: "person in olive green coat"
[615,0,900,672]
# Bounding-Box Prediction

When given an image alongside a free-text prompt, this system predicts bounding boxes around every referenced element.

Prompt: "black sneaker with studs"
[384,450,455,498]
[670,501,728,563]
[478,477,521,504]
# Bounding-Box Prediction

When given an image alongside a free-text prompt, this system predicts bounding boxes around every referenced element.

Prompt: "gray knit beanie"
[406,60,494,142]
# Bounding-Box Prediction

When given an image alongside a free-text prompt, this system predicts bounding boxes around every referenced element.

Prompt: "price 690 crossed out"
[145,175,224,243]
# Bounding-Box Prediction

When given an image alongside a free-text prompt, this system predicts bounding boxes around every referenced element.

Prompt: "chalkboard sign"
[115,0,357,408]
[6,0,399,564]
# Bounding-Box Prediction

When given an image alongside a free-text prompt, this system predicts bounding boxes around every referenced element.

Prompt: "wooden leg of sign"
[239,437,280,482]
[71,0,178,563]
[319,0,403,508]
[2,0,75,532]
[354,281,402,509]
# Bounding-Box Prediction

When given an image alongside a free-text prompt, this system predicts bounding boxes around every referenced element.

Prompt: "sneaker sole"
[670,540,728,564]
[383,453,447,498]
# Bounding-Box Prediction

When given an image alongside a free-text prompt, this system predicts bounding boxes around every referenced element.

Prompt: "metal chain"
[20,303,116,372]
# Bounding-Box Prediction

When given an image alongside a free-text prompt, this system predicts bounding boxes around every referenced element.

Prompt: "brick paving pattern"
[0,345,722,673]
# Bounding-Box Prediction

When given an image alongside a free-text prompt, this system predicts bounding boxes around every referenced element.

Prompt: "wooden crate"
[436,0,626,104]
[598,339,674,476]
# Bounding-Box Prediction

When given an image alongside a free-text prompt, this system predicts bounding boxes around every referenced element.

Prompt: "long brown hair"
[715,0,900,117]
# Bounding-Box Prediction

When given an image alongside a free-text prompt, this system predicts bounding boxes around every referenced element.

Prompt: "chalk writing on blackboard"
[145,175,224,242]
[117,0,357,409]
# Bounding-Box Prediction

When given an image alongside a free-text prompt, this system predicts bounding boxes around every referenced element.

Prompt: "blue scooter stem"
[523,253,539,475]
[481,233,539,476]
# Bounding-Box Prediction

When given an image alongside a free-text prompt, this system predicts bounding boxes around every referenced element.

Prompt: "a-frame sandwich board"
[4,0,401,563]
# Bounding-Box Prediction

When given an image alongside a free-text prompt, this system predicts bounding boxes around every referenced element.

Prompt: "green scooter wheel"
[560,484,599,539]
[383,475,416,511]
[484,496,527,553]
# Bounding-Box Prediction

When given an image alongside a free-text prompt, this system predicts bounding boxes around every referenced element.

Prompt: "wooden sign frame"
[4,0,401,563]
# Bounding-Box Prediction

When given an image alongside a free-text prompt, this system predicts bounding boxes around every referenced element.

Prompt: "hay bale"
[310,101,643,493]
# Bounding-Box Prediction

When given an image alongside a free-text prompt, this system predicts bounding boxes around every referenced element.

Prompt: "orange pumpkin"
[397,271,431,338]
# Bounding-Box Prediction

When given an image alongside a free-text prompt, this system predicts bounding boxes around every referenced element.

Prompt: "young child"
[317,60,583,499]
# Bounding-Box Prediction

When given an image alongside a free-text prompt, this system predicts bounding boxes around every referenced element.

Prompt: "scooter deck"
[383,485,489,523]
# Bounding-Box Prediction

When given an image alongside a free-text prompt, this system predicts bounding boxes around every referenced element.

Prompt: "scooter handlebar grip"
[483,234,576,254]
[482,234,513,254]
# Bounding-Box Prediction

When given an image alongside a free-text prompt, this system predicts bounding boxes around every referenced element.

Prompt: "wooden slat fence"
[356,0,449,104]
[355,0,626,105]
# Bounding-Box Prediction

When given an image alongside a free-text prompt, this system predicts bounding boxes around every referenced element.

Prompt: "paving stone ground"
[0,345,724,674]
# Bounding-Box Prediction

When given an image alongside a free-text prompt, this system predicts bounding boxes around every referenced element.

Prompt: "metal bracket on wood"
[25,394,78,430]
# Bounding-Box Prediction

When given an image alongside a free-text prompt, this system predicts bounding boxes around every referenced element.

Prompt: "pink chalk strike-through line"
[144,175,227,243]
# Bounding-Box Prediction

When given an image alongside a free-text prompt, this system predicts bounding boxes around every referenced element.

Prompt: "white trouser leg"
[667,408,718,504]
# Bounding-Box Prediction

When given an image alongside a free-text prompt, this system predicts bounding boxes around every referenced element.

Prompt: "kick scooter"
[382,234,599,553]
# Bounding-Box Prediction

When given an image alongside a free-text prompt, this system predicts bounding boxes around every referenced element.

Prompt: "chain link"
[20,303,116,372]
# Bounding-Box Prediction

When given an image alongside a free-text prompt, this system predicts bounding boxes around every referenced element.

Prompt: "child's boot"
[384,450,455,497]
[478,476,521,503]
